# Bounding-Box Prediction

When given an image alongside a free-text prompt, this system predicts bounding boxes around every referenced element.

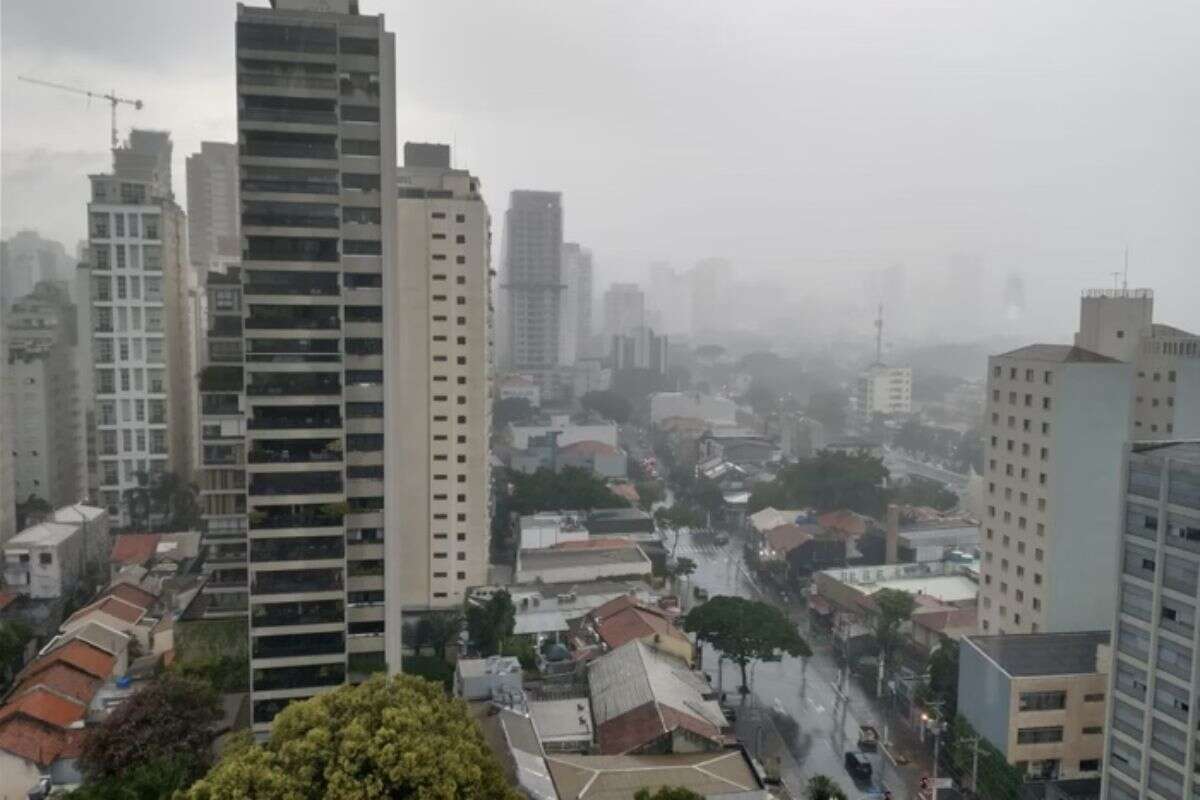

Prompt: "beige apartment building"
[856,364,912,422]
[1074,287,1200,440]
[978,345,1133,635]
[960,632,1111,782]
[388,143,492,651]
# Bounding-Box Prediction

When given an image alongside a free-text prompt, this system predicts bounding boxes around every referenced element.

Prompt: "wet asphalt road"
[670,527,930,800]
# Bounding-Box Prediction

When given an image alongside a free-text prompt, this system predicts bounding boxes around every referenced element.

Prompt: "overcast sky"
[3,0,1198,341]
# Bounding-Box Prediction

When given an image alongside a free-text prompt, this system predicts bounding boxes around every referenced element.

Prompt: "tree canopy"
[80,674,222,784]
[581,390,633,424]
[634,788,705,800]
[185,675,520,800]
[466,590,516,657]
[747,451,889,516]
[868,588,917,662]
[924,635,960,720]
[506,467,630,514]
[891,476,958,512]
[804,775,849,800]
[683,595,810,691]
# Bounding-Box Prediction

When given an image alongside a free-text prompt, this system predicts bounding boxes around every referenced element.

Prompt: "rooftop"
[965,631,1110,677]
[519,545,650,573]
[51,504,106,524]
[866,575,978,605]
[4,521,79,548]
[586,508,653,523]
[529,698,593,742]
[995,344,1121,364]
[560,440,621,457]
[110,533,162,565]
[20,639,116,681]
[457,655,521,679]
[546,750,763,800]
[764,523,818,555]
[588,596,686,652]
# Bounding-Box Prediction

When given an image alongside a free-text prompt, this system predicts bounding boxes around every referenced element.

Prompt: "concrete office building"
[6,281,83,510]
[612,326,668,374]
[856,364,912,423]
[185,142,241,275]
[0,231,74,311]
[390,142,492,630]
[87,130,193,525]
[560,242,593,364]
[1074,288,1200,440]
[602,282,645,339]
[231,0,398,731]
[978,345,1134,635]
[1101,441,1200,800]
[499,190,564,377]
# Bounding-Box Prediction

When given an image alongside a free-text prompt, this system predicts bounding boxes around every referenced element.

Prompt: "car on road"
[844,750,873,780]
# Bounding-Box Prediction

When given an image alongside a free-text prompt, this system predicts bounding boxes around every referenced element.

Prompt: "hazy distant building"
[648,263,691,336]
[1074,288,1200,440]
[185,142,240,275]
[0,300,14,545]
[611,326,667,374]
[1,231,74,310]
[500,190,564,377]
[978,345,1134,635]
[6,281,83,510]
[391,142,492,616]
[1101,441,1200,800]
[855,365,912,423]
[560,242,593,363]
[690,258,728,337]
[87,130,194,525]
[603,282,645,339]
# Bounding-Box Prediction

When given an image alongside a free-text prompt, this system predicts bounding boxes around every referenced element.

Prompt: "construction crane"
[18,75,143,149]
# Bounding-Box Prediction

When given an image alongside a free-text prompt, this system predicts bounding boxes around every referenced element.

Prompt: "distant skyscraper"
[185,141,240,274]
[1100,441,1200,800]
[1074,288,1200,440]
[560,242,593,363]
[978,345,1134,635]
[648,263,690,336]
[499,190,564,374]
[603,282,645,339]
[1,231,74,310]
[87,130,193,525]
[0,298,14,544]
[6,281,83,510]
[690,258,727,337]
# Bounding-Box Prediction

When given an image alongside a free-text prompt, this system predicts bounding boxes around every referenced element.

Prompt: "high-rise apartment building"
[0,301,14,545]
[612,326,668,374]
[499,190,563,374]
[690,258,727,337]
[0,231,74,311]
[1101,441,1200,800]
[231,0,397,731]
[390,143,491,646]
[855,365,912,423]
[602,282,646,339]
[1074,288,1200,440]
[87,130,193,525]
[978,345,1134,635]
[186,142,241,275]
[6,281,83,510]
[560,242,593,363]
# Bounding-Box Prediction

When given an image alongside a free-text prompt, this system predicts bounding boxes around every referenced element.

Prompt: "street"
[671,526,935,800]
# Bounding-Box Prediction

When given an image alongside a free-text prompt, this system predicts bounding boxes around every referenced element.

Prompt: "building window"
[1016,727,1063,745]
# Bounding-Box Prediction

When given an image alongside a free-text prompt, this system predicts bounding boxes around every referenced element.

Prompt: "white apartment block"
[1101,442,1200,800]
[185,141,241,274]
[1,520,86,600]
[561,242,593,362]
[602,282,646,339]
[389,142,492,635]
[856,364,912,421]
[979,345,1134,636]
[1075,288,1200,440]
[499,190,563,373]
[88,130,194,525]
[6,282,83,509]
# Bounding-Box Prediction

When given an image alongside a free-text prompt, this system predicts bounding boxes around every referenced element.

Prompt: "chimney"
[885,504,899,565]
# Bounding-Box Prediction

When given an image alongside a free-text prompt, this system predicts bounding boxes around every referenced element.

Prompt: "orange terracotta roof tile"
[109,533,162,565]
[0,716,74,767]
[67,595,145,626]
[21,640,116,682]
[10,663,101,705]
[817,509,871,537]
[560,440,620,457]
[764,523,816,555]
[102,582,158,610]
[0,591,18,612]
[596,606,688,651]
[0,688,85,728]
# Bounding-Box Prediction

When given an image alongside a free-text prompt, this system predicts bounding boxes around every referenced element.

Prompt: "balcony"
[210,316,243,338]
[248,471,342,497]
[242,133,337,161]
[248,405,341,430]
[240,72,338,92]
[251,536,344,563]
[241,166,339,196]
[205,544,247,563]
[249,438,342,464]
[202,394,241,415]
[252,568,343,595]
[244,235,339,263]
[252,631,344,659]
[237,21,337,56]
[199,365,244,393]
[242,96,338,126]
[245,371,340,397]
[251,598,344,628]
[250,503,344,530]
[243,268,339,295]
[207,568,249,588]
[253,663,344,691]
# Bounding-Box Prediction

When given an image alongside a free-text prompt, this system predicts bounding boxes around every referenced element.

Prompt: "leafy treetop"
[634,788,705,800]
[683,595,811,690]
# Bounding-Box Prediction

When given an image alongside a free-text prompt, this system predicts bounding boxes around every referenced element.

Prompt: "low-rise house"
[529,698,594,754]
[909,606,978,655]
[498,375,542,408]
[749,507,809,535]
[557,441,627,479]
[454,656,523,701]
[588,640,729,755]
[584,509,656,544]
[515,540,653,585]
[50,504,110,569]
[545,750,768,799]
[959,631,1110,782]
[510,413,618,451]
[520,511,590,551]
[2,522,87,600]
[108,533,162,578]
[650,393,737,427]
[576,595,692,665]
[699,431,778,467]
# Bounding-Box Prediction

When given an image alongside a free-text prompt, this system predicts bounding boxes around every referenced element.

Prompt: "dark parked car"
[844,751,873,780]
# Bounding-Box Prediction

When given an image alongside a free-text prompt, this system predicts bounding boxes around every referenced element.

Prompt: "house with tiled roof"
[578,595,693,666]
[588,640,730,756]
[108,533,162,577]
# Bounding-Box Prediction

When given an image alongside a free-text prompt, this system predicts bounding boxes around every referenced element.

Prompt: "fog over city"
[4,0,1200,344]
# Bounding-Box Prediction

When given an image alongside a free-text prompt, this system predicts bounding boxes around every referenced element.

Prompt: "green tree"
[868,588,917,663]
[804,775,849,800]
[493,396,535,427]
[466,590,515,657]
[506,467,630,515]
[635,480,665,511]
[683,596,811,692]
[0,620,33,684]
[185,675,521,800]
[170,653,250,693]
[581,390,633,424]
[691,477,725,519]
[126,471,200,532]
[925,635,960,720]
[15,493,52,529]
[68,757,195,799]
[946,715,1023,799]
[635,788,705,800]
[890,476,958,511]
[414,611,463,658]
[80,674,222,784]
[671,557,697,579]
[654,504,704,531]
[751,452,889,517]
